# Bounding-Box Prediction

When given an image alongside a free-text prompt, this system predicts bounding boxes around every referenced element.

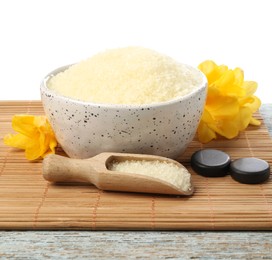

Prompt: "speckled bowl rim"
[40,64,207,110]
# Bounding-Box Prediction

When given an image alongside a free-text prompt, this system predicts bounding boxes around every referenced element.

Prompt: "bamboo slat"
[0,101,272,230]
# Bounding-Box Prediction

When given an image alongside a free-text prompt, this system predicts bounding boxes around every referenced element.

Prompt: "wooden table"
[0,104,272,259]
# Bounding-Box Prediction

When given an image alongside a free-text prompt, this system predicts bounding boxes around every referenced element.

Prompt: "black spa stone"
[230,158,270,184]
[191,149,231,177]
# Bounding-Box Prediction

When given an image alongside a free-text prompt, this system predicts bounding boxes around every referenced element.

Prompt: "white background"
[0,0,271,103]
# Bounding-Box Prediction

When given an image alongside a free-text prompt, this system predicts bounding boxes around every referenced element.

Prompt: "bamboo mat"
[0,101,272,230]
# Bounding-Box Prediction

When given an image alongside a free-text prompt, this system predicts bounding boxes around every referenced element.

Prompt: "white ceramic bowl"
[41,64,207,159]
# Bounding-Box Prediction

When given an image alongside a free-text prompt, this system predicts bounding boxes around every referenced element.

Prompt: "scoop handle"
[43,154,95,183]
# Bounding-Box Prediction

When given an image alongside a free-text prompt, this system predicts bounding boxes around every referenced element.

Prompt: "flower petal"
[198,60,228,85]
[236,107,252,131]
[49,136,57,153]
[25,138,43,160]
[42,133,58,158]
[4,133,30,149]
[201,108,214,124]
[210,118,240,139]
[197,121,217,143]
[34,116,48,128]
[25,132,50,160]
[213,70,234,89]
[233,68,244,87]
[11,115,39,138]
[245,95,261,112]
[206,87,239,118]
[250,117,261,126]
[243,81,258,96]
[214,70,246,97]
[198,60,217,84]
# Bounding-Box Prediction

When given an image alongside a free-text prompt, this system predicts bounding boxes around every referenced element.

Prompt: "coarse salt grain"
[48,47,203,105]
[109,159,192,192]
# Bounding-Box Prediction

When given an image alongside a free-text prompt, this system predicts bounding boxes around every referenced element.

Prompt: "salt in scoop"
[43,153,194,195]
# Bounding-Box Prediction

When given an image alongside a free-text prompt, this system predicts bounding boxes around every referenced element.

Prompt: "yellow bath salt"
[48,47,203,105]
[109,159,192,192]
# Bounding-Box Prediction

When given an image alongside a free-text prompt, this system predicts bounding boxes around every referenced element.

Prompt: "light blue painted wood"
[0,231,272,259]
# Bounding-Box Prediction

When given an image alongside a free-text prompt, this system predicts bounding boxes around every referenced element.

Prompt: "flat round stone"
[191,149,231,177]
[230,158,270,184]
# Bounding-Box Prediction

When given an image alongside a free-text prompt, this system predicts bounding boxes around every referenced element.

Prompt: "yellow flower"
[198,60,261,143]
[4,115,57,160]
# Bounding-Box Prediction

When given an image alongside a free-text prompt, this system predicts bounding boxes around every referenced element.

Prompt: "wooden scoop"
[42,152,194,196]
